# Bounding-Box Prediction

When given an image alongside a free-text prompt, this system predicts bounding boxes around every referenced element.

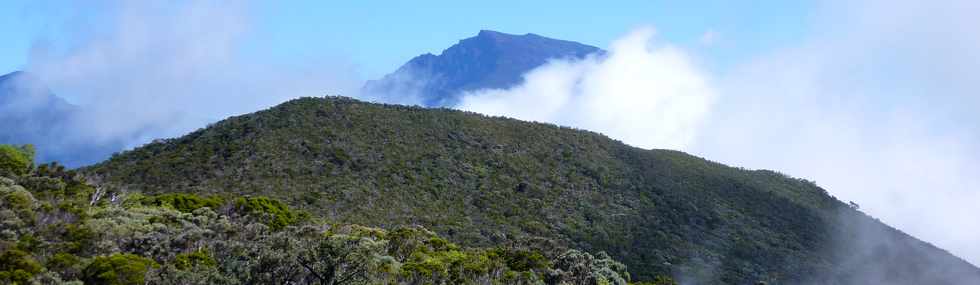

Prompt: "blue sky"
[246,0,815,77]
[1,0,813,78]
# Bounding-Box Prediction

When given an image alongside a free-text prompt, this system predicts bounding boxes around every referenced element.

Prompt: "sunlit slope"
[86,96,980,283]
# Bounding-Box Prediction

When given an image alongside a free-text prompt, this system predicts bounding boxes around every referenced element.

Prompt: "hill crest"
[85,96,980,283]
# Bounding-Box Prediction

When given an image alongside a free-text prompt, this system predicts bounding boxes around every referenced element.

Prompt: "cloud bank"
[23,0,358,165]
[454,0,980,267]
[695,0,980,266]
[458,27,716,150]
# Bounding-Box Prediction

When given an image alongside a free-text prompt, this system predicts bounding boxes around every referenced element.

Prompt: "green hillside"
[1,144,644,284]
[85,96,980,284]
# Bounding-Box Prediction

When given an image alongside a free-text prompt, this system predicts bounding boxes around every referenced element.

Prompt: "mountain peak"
[363,31,601,107]
[0,70,55,101]
[0,70,91,166]
[0,70,26,78]
[470,30,544,41]
[472,29,537,41]
[0,70,40,85]
[476,29,506,37]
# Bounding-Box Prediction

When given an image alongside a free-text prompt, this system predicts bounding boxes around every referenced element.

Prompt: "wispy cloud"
[454,0,980,268]
[695,0,980,266]
[24,0,359,164]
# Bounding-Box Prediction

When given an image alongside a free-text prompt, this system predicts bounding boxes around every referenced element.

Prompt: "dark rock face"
[363,30,601,107]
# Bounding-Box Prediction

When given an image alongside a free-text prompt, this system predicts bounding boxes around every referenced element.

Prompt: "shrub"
[496,248,549,272]
[46,252,84,280]
[172,250,217,270]
[63,223,97,254]
[0,145,33,177]
[235,196,305,230]
[0,249,42,284]
[2,187,35,212]
[2,187,36,226]
[141,193,223,213]
[82,253,159,285]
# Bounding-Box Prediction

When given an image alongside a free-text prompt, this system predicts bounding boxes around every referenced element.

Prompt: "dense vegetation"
[78,98,977,283]
[1,144,667,284]
[82,96,980,283]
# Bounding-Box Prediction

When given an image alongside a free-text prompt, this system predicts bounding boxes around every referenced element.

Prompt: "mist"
[451,0,980,271]
[694,0,980,267]
[20,0,360,166]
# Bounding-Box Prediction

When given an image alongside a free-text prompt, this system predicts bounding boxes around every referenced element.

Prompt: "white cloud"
[458,27,716,150]
[457,0,980,267]
[692,0,980,265]
[27,0,359,155]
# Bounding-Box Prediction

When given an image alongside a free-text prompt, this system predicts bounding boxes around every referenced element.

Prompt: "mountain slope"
[362,30,601,107]
[0,71,78,163]
[0,71,129,167]
[86,97,980,283]
[1,143,637,284]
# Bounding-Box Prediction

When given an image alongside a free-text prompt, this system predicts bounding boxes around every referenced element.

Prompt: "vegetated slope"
[362,30,600,107]
[86,96,980,284]
[1,144,637,284]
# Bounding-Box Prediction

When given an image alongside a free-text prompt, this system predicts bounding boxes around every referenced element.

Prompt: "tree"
[82,253,159,285]
[0,249,43,284]
[0,144,33,177]
[299,234,391,285]
[548,249,630,285]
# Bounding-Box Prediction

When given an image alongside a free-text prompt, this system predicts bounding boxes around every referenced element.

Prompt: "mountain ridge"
[0,71,130,167]
[0,71,80,164]
[85,96,980,284]
[362,30,601,107]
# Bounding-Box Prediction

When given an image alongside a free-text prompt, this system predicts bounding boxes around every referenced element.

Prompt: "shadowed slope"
[363,30,601,107]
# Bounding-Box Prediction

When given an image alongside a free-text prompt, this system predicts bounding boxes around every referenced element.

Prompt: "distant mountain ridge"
[2,31,601,165]
[363,30,601,107]
[0,71,129,167]
[0,71,70,107]
[0,71,79,163]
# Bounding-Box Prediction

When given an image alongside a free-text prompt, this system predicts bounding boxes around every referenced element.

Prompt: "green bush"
[0,144,33,176]
[172,250,217,270]
[235,196,305,230]
[2,187,35,212]
[82,253,159,285]
[492,248,549,272]
[63,223,97,254]
[46,252,84,280]
[0,249,42,284]
[141,193,223,213]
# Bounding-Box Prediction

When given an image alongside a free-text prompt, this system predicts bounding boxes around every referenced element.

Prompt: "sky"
[0,0,813,79]
[2,0,979,267]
